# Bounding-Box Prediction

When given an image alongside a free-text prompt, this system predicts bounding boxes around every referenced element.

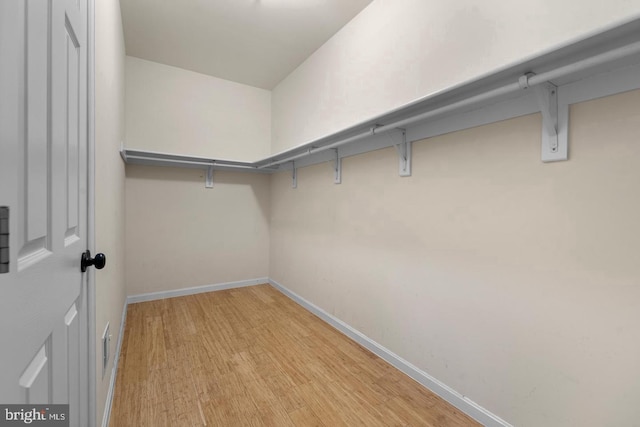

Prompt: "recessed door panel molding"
[25,0,50,243]
[65,303,80,415]
[50,302,81,416]
[18,0,53,270]
[65,21,80,246]
[18,342,51,404]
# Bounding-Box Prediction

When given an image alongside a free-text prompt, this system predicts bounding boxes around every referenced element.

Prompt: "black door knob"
[81,250,106,272]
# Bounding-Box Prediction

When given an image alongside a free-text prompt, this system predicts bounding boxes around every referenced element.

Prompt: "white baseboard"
[269,278,513,427]
[126,277,269,304]
[101,299,128,427]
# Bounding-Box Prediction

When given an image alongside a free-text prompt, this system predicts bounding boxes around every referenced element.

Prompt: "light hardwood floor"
[109,284,480,426]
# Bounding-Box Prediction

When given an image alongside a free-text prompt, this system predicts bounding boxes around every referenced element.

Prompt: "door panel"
[18,344,51,404]
[20,0,51,268]
[0,0,90,425]
[63,303,81,415]
[65,19,81,244]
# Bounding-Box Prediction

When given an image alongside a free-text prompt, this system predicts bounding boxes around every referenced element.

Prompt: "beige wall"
[95,0,126,424]
[125,165,269,296]
[271,0,640,154]
[125,56,271,161]
[269,89,640,427]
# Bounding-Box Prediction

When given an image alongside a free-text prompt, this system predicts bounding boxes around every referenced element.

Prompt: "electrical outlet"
[102,323,111,378]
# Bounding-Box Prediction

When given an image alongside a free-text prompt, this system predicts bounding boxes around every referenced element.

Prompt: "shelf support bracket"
[332,149,342,184]
[205,166,214,189]
[292,161,297,189]
[520,73,566,162]
[392,129,411,177]
[535,82,565,162]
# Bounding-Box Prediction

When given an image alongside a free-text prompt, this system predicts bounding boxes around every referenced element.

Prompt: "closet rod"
[258,130,373,169]
[529,39,640,84]
[256,39,640,169]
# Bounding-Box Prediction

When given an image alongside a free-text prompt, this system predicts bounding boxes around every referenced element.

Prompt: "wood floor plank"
[287,406,326,427]
[295,381,351,427]
[109,284,480,427]
[262,377,305,413]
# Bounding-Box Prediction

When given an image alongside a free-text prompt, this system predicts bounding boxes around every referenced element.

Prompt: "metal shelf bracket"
[292,161,297,189]
[521,73,566,162]
[536,82,567,162]
[205,166,214,188]
[333,149,342,184]
[392,129,411,177]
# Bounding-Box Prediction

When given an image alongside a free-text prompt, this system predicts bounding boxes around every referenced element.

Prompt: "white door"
[0,0,91,425]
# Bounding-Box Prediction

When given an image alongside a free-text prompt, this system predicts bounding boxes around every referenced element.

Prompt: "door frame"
[87,0,97,424]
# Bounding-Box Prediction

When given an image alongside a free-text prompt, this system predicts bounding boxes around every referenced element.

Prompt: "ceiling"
[119,0,373,90]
